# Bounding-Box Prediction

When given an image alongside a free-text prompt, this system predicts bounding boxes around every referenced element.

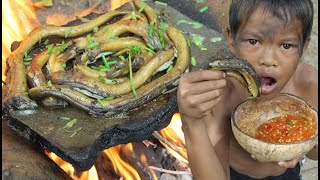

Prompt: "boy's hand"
[177,70,227,120]
[277,159,300,168]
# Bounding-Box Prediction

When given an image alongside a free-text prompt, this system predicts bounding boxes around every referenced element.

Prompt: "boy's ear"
[227,28,236,55]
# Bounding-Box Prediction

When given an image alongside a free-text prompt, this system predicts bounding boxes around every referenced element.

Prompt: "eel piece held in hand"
[209,58,261,97]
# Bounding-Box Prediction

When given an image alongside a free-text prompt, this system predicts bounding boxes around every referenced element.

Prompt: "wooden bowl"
[231,93,318,162]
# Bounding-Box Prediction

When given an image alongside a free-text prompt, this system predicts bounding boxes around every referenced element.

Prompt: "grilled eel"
[28,25,189,116]
[209,58,261,97]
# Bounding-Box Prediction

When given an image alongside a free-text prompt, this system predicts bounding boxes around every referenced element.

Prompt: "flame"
[2,0,41,82]
[45,151,99,180]
[159,113,188,164]
[103,144,141,180]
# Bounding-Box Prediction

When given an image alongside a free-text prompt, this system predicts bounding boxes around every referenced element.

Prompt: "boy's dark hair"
[229,0,314,45]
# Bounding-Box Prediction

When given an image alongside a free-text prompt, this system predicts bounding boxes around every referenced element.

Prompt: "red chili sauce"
[255,114,317,144]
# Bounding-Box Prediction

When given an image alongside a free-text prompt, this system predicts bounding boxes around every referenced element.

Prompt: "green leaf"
[47,80,52,86]
[199,6,208,13]
[47,44,54,54]
[155,1,167,6]
[97,98,106,108]
[191,57,197,66]
[166,65,174,73]
[210,36,222,43]
[61,119,77,129]
[131,11,137,20]
[60,116,71,121]
[102,27,107,33]
[44,39,49,45]
[65,29,72,38]
[128,53,137,97]
[138,4,146,13]
[160,22,167,32]
[118,55,126,61]
[86,42,99,49]
[93,27,99,33]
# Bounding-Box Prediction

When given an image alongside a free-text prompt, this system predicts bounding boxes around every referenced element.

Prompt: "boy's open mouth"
[259,77,277,94]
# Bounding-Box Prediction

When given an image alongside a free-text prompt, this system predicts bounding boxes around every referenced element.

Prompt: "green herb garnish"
[138,4,146,13]
[87,34,94,44]
[47,44,54,54]
[44,39,49,45]
[61,119,77,129]
[69,127,82,138]
[191,57,197,66]
[98,75,107,83]
[93,27,99,33]
[103,96,114,101]
[97,98,106,108]
[160,22,167,31]
[166,65,174,73]
[247,96,256,100]
[62,63,67,68]
[118,55,126,61]
[102,27,107,33]
[149,23,154,37]
[176,20,203,29]
[155,1,167,6]
[199,6,208,13]
[107,29,113,39]
[47,80,52,86]
[91,66,100,70]
[86,42,99,49]
[60,116,71,121]
[158,29,165,48]
[65,29,72,38]
[102,54,109,68]
[128,52,137,97]
[131,11,137,20]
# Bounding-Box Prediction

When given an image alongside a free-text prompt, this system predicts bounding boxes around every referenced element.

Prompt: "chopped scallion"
[166,65,174,73]
[199,6,208,13]
[47,44,54,54]
[102,27,107,33]
[128,53,137,97]
[87,34,93,44]
[160,22,167,31]
[155,1,167,6]
[86,42,99,49]
[102,54,110,68]
[93,27,99,33]
[138,4,146,13]
[97,98,106,108]
[65,29,72,38]
[131,11,137,20]
[191,56,197,66]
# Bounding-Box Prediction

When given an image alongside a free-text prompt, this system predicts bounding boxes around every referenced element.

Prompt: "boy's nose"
[258,48,278,67]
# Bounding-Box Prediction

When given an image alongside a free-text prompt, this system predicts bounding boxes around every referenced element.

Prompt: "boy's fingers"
[187,79,227,95]
[278,159,299,168]
[181,70,225,83]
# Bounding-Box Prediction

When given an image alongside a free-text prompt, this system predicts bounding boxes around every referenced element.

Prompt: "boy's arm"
[177,70,229,179]
[304,66,318,160]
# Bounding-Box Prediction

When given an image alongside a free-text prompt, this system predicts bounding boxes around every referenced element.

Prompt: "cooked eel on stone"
[209,58,261,97]
[4,0,190,116]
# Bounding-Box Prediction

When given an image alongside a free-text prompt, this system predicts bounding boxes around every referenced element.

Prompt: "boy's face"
[228,5,308,100]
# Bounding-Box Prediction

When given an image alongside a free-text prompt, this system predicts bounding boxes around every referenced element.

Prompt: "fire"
[159,113,188,164]
[103,144,140,179]
[2,0,41,82]
[3,0,190,179]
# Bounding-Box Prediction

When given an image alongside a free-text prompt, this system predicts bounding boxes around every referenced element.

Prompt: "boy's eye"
[282,44,292,49]
[248,39,258,45]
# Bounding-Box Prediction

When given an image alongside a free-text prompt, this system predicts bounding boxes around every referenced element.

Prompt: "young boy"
[177,0,318,179]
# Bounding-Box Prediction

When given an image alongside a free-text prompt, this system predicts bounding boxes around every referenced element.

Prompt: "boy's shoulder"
[294,63,318,86]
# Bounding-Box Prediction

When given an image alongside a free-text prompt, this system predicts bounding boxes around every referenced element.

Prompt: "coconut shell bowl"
[231,93,318,162]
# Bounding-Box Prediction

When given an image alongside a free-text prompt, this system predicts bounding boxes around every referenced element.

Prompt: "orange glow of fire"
[159,113,188,164]
[103,144,141,179]
[2,0,41,82]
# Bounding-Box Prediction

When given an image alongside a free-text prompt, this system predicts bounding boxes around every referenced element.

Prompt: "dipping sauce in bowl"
[255,114,317,144]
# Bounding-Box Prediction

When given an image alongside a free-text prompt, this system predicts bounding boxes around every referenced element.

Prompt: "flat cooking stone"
[3,1,231,171]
